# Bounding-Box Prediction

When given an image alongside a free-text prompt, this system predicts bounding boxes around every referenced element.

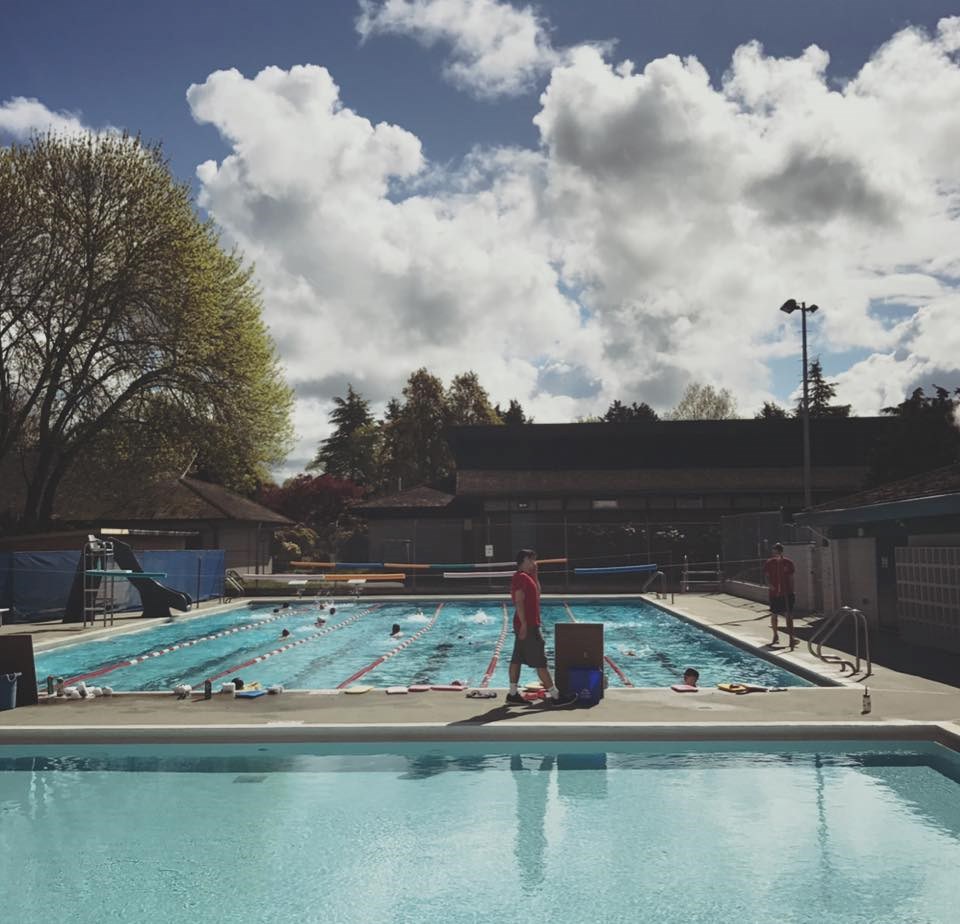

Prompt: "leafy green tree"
[602,400,659,422]
[0,132,293,528]
[797,358,851,417]
[445,371,501,425]
[493,399,531,424]
[309,385,380,484]
[257,475,365,559]
[755,401,789,419]
[667,383,738,420]
[868,386,960,485]
[380,369,451,488]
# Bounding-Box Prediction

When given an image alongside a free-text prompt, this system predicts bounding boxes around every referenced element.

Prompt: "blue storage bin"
[0,672,20,711]
[568,667,603,705]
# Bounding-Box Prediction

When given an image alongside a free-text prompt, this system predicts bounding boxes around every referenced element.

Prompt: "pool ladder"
[641,569,671,601]
[807,605,872,679]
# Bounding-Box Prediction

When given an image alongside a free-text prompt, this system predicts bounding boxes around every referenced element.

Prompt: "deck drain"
[233,774,267,783]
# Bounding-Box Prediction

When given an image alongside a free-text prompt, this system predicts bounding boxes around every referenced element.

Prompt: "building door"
[875,535,903,630]
[510,512,537,556]
[836,537,878,625]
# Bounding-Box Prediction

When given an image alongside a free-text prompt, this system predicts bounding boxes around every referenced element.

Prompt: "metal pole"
[801,304,812,509]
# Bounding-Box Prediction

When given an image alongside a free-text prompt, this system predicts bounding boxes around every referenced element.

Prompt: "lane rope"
[480,603,510,688]
[62,606,310,685]
[194,604,382,687]
[336,602,444,689]
[562,600,634,688]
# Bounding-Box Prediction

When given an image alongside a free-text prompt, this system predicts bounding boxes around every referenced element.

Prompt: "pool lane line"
[480,603,511,688]
[562,601,634,688]
[61,608,304,686]
[336,602,444,689]
[194,604,383,688]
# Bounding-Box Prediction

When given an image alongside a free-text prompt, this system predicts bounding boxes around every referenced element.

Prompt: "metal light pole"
[780,299,819,509]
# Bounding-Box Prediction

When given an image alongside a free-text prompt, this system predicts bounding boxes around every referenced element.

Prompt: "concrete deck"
[2,593,959,743]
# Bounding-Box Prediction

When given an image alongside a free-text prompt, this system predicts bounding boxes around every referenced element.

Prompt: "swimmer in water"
[390,623,402,638]
[280,628,291,639]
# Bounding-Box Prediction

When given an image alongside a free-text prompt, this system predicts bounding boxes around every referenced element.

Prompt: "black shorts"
[770,594,796,615]
[510,627,548,668]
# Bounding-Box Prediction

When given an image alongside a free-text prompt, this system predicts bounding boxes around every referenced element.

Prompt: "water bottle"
[861,687,871,715]
[204,679,213,700]
[46,675,55,696]
[55,677,65,697]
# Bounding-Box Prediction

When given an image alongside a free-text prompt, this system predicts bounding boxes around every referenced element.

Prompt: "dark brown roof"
[57,476,292,525]
[357,485,455,511]
[809,462,960,510]
[447,418,895,470]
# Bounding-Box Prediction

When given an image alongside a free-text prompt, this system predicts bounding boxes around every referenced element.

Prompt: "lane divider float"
[194,604,383,688]
[337,603,444,689]
[480,603,510,688]
[562,600,634,688]
[63,607,308,686]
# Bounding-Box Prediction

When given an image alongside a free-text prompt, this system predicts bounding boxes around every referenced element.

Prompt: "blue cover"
[568,667,603,705]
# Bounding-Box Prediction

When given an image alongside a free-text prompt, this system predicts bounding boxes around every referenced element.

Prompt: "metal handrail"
[642,570,667,599]
[682,555,723,592]
[807,605,872,678]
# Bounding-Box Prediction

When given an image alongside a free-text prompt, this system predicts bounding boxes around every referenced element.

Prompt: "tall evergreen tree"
[445,372,501,425]
[755,401,789,419]
[493,399,531,424]
[796,358,851,417]
[309,385,380,484]
[602,400,659,422]
[379,369,452,489]
[868,386,960,484]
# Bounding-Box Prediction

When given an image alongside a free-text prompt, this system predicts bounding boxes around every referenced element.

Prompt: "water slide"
[63,538,193,622]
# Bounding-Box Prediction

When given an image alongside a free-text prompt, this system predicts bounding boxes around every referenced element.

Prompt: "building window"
[649,496,675,509]
[676,496,704,509]
[592,500,619,510]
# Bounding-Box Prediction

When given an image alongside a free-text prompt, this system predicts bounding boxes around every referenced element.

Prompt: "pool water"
[34,599,810,691]
[1,741,958,924]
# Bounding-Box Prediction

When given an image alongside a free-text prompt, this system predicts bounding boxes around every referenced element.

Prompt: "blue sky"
[3,0,960,468]
[4,0,954,184]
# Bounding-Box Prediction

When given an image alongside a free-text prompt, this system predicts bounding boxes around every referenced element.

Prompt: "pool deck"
[2,593,959,744]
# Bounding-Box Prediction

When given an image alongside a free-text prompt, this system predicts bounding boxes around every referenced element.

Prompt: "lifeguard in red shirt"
[763,542,796,649]
[507,549,562,705]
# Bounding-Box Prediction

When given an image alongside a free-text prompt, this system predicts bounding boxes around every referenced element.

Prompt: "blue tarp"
[0,549,225,623]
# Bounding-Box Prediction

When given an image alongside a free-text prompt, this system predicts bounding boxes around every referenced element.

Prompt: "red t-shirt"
[763,556,795,597]
[511,570,541,631]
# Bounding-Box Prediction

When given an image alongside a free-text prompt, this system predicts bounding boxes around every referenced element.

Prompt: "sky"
[3,0,960,475]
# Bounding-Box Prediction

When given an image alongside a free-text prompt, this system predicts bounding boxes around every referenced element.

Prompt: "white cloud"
[0,96,89,138]
[183,17,960,473]
[356,0,562,98]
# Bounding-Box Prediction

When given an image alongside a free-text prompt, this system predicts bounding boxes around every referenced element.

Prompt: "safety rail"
[681,555,723,592]
[807,605,872,678]
[641,569,668,600]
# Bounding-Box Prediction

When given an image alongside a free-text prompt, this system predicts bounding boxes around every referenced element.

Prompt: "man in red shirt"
[507,549,563,705]
[763,542,796,649]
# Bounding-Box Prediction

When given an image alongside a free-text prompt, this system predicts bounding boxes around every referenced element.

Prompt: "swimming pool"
[34,598,812,691]
[1,739,957,923]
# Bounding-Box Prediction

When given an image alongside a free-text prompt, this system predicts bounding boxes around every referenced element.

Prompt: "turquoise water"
[1,741,958,923]
[34,599,811,691]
